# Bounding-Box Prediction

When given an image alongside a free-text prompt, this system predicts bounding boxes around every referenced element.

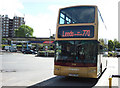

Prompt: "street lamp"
[49,29,51,44]
[0,15,2,51]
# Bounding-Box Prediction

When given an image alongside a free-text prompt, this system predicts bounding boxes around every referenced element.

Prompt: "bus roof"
[59,5,97,10]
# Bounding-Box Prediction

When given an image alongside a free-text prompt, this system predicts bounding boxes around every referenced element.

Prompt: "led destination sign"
[58,26,94,38]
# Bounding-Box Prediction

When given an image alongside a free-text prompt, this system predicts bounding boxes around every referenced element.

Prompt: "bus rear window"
[59,6,95,24]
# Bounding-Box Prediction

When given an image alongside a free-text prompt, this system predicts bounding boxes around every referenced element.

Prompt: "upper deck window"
[59,6,95,24]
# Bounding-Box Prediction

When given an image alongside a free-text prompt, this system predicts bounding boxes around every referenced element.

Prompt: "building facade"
[0,15,2,46]
[1,15,25,38]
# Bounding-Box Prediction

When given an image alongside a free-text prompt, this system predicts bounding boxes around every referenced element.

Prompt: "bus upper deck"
[55,5,98,41]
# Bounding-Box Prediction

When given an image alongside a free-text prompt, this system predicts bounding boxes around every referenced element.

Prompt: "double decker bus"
[54,5,108,78]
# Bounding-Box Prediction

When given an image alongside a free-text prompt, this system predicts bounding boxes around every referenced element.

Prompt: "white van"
[115,48,120,57]
[4,46,10,51]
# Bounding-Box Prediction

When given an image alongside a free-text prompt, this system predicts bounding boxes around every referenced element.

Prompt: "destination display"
[58,26,94,38]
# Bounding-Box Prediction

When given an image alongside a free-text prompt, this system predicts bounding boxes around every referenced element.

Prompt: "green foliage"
[37,50,54,57]
[2,38,7,42]
[99,38,104,46]
[2,38,7,41]
[108,51,117,57]
[108,40,114,51]
[108,51,113,57]
[15,24,34,37]
[99,39,120,52]
[113,39,120,48]
[108,39,120,51]
[99,38,108,51]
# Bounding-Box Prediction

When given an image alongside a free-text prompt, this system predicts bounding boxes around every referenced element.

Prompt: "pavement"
[0,51,119,87]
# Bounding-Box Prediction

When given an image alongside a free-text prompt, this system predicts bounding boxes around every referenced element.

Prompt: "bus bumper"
[54,65,97,78]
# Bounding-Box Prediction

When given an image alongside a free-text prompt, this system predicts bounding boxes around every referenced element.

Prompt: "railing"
[109,75,120,88]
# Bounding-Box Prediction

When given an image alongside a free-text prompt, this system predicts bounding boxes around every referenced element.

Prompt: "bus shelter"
[4,37,55,51]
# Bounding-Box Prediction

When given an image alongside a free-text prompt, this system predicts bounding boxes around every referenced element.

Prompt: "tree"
[99,38,108,51]
[108,40,114,51]
[15,24,34,37]
[113,39,120,49]
[99,38,105,46]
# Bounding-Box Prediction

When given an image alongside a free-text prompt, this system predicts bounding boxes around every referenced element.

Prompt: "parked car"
[115,48,120,57]
[103,52,108,57]
[33,50,37,54]
[116,51,120,57]
[4,46,10,51]
[9,47,17,52]
[23,50,34,54]
[21,49,25,53]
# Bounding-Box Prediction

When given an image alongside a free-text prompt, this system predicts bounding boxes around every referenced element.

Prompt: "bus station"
[1,1,119,87]
[2,37,55,56]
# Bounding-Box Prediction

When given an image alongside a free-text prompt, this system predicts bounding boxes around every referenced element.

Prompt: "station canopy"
[5,37,55,44]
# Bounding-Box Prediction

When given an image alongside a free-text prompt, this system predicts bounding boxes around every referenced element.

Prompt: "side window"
[59,13,65,24]
[59,17,64,24]
[59,12,73,24]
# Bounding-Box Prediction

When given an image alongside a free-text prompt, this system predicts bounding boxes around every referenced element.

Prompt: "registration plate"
[68,74,78,77]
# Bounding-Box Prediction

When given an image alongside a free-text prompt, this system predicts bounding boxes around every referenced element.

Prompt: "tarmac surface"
[0,51,119,87]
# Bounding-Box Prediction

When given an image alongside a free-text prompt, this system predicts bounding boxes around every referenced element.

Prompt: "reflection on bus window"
[55,40,97,63]
[59,6,95,24]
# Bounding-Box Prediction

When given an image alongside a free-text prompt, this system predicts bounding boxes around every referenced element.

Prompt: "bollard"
[109,77,112,88]
[109,75,120,88]
[112,75,120,78]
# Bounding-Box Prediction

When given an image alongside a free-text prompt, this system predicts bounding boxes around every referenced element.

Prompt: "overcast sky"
[0,0,119,40]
